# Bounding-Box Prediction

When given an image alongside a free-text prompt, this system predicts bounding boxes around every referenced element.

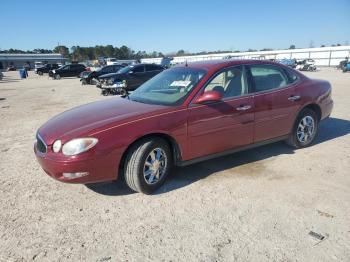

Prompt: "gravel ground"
[0,69,349,262]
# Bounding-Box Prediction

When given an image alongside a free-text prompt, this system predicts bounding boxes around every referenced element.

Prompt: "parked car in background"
[342,61,350,73]
[106,58,138,66]
[97,63,164,95]
[49,64,86,79]
[35,61,44,69]
[34,59,333,194]
[80,64,125,85]
[7,65,16,71]
[296,59,317,71]
[337,57,348,70]
[35,64,60,75]
[278,59,296,68]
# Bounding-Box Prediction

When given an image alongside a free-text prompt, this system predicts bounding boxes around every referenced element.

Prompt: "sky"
[0,0,349,53]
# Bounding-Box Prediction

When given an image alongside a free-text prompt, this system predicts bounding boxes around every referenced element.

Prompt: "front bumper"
[34,142,122,184]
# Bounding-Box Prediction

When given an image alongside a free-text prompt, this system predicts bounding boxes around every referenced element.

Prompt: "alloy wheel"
[296,116,315,143]
[143,148,167,185]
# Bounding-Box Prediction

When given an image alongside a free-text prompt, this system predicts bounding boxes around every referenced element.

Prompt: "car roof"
[174,59,285,71]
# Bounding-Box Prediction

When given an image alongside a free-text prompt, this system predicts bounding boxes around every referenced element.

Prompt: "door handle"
[236,105,252,111]
[288,95,301,101]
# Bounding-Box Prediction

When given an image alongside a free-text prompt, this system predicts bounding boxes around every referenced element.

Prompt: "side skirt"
[176,135,289,167]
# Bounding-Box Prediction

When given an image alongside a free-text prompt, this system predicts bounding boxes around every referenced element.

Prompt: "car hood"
[38,98,168,145]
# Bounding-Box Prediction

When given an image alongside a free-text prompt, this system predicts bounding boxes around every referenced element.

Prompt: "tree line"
[0,43,347,61]
[0,45,166,61]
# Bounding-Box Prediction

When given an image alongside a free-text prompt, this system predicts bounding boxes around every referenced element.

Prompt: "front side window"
[249,65,288,92]
[204,66,247,98]
[129,67,206,106]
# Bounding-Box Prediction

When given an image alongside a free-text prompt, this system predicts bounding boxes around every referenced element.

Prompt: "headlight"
[107,78,115,85]
[62,138,98,156]
[52,140,62,153]
[112,80,127,88]
[52,70,56,73]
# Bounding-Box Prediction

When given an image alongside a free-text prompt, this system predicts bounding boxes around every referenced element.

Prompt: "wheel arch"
[301,103,322,121]
[118,132,183,174]
[294,103,322,121]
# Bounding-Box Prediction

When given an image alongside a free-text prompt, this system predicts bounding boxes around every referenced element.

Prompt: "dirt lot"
[0,69,349,262]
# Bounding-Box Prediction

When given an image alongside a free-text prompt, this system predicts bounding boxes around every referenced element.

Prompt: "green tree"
[53,45,69,58]
[176,49,186,56]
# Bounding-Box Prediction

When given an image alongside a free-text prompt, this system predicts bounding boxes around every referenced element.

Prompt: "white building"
[141,46,350,67]
[0,53,65,70]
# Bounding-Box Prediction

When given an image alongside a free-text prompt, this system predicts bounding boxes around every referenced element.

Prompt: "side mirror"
[194,90,223,104]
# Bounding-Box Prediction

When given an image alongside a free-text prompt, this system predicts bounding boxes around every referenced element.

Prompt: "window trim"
[188,63,301,107]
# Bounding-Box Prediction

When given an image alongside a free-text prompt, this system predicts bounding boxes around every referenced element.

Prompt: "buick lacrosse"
[34,60,333,194]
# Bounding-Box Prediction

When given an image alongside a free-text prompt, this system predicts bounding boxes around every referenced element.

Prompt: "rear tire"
[286,108,318,148]
[38,71,43,76]
[124,138,172,194]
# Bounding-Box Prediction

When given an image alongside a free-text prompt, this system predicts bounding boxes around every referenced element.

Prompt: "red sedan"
[34,60,333,194]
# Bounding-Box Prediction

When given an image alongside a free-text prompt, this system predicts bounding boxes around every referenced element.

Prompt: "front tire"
[54,74,61,80]
[124,138,172,194]
[286,108,318,148]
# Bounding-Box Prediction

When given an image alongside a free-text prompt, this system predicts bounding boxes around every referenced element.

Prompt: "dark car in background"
[35,64,59,75]
[49,64,86,79]
[97,63,164,95]
[7,65,16,71]
[80,64,125,85]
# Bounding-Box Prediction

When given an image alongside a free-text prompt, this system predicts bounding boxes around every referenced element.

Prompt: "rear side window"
[102,66,112,73]
[249,65,288,92]
[145,64,162,71]
[113,65,121,71]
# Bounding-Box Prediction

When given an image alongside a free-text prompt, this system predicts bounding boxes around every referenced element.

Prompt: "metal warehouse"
[0,53,65,70]
[141,46,350,67]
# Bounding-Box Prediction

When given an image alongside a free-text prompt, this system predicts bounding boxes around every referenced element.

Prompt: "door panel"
[253,86,300,141]
[247,64,301,142]
[127,73,144,89]
[187,97,254,159]
[127,65,145,89]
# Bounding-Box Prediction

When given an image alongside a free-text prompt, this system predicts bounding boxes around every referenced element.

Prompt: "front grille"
[36,133,47,153]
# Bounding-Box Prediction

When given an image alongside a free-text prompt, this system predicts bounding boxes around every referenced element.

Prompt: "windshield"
[129,67,206,106]
[58,65,68,70]
[118,65,132,74]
